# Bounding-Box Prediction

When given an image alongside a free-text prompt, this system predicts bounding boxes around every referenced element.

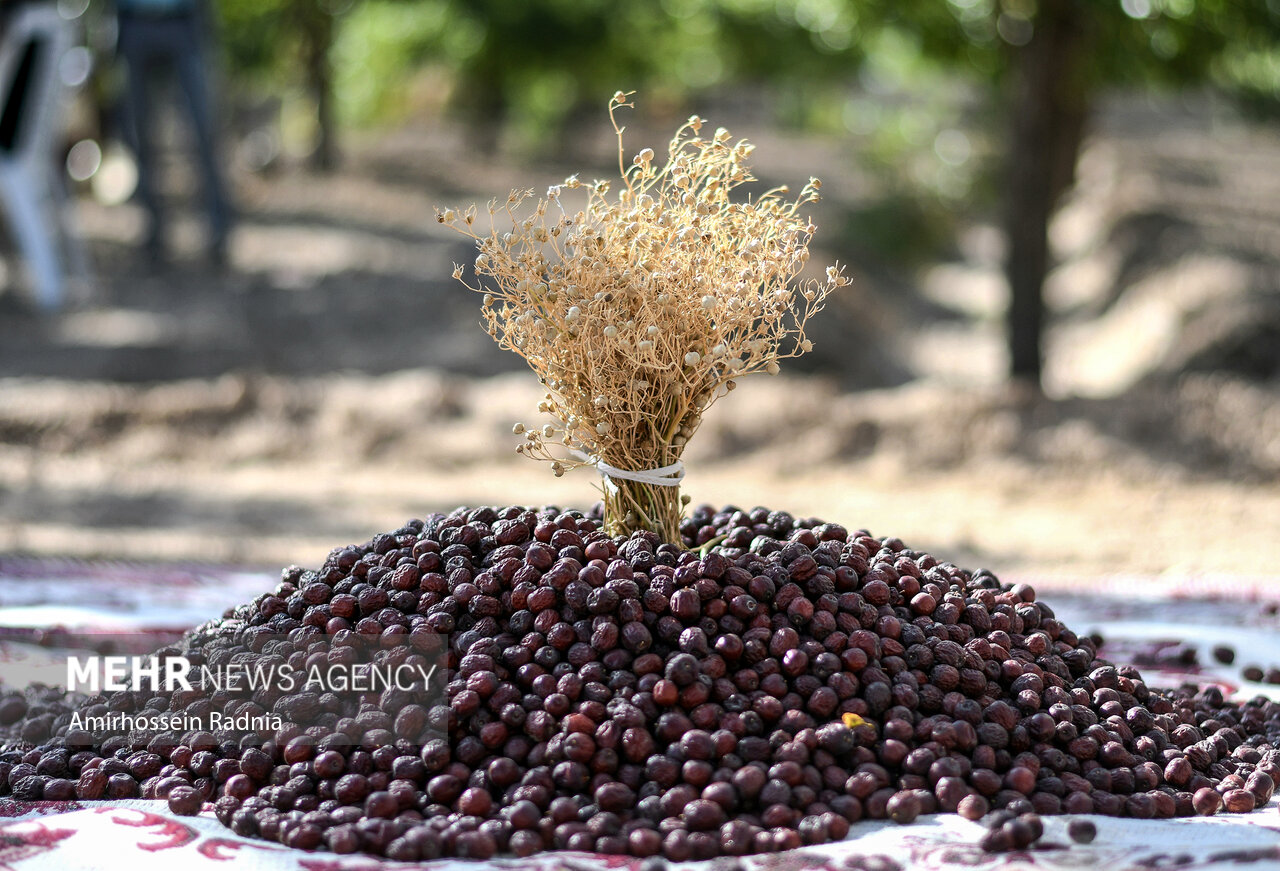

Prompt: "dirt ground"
[0,104,1277,586]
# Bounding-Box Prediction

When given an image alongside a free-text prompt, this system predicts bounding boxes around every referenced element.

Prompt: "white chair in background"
[0,3,87,312]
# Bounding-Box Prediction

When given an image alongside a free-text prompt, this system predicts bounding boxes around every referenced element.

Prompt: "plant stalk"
[602,478,683,544]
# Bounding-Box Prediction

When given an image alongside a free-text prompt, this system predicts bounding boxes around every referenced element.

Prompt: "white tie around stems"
[571,450,685,493]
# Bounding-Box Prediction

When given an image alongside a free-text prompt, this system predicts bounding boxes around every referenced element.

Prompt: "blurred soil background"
[0,1,1278,585]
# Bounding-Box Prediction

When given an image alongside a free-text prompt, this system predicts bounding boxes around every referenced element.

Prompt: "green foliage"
[881,0,1280,98]
[845,190,962,266]
[330,1,458,124]
[345,0,874,142]
[214,0,291,86]
[218,0,880,140]
[214,0,1279,147]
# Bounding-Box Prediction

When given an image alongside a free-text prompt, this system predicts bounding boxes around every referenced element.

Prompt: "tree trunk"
[310,49,337,171]
[1002,0,1090,387]
[464,71,507,158]
[299,3,337,171]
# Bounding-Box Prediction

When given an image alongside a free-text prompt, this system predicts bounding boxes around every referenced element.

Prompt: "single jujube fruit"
[167,785,204,816]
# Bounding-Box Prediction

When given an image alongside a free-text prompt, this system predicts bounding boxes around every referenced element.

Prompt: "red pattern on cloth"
[93,806,200,851]
[0,821,75,870]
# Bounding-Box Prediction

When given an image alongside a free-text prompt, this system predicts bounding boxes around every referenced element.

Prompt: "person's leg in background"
[172,15,231,265]
[116,19,164,264]
[0,37,64,309]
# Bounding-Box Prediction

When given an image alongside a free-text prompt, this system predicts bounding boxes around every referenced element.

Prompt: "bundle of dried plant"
[441,92,848,542]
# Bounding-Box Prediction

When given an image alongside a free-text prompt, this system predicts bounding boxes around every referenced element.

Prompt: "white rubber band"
[572,451,685,488]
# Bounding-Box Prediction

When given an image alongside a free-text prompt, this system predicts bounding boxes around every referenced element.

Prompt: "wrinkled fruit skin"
[0,503,1278,862]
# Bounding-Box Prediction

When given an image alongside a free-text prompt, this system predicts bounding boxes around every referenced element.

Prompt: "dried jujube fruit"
[0,504,1278,862]
[167,785,204,816]
[1067,818,1096,843]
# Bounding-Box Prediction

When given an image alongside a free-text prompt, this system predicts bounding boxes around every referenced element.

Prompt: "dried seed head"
[442,95,847,539]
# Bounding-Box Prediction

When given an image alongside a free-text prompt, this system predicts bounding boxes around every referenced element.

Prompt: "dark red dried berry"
[167,785,204,816]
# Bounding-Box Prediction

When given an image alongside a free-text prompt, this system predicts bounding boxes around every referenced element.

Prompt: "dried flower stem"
[441,92,848,543]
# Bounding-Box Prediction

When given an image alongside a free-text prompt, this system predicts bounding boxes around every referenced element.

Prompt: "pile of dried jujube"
[1,504,1277,861]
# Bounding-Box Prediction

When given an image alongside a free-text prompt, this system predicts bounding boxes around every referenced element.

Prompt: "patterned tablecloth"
[0,557,1278,871]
